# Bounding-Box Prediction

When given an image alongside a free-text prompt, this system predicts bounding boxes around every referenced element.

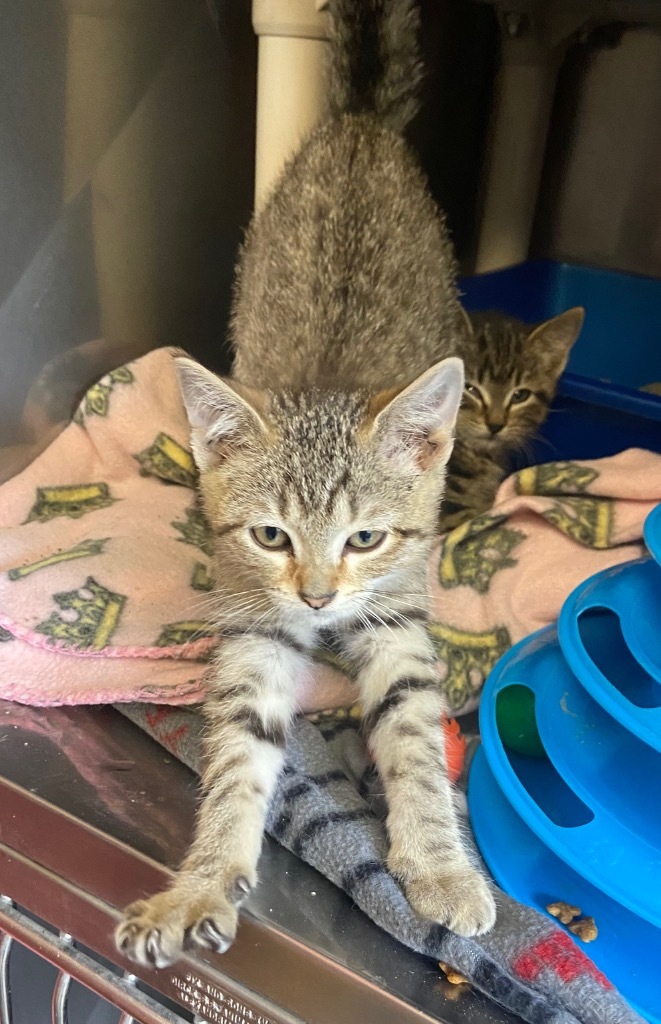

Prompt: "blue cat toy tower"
[469,503,661,1023]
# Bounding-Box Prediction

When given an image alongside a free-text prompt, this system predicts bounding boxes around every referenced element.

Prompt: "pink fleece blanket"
[0,347,659,712]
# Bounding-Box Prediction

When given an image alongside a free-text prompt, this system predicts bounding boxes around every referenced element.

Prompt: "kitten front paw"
[400,865,496,937]
[116,874,252,968]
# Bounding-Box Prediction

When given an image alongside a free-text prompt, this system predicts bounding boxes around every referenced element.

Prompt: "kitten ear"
[528,307,585,375]
[370,357,464,472]
[175,357,269,471]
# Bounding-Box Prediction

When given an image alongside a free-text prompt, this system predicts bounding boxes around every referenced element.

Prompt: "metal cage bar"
[0,932,13,1024]
[52,970,71,1024]
[0,900,185,1024]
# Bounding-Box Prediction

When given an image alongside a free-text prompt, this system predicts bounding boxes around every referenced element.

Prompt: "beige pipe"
[62,0,201,357]
[475,35,560,273]
[252,0,329,210]
[473,2,618,273]
[61,0,169,202]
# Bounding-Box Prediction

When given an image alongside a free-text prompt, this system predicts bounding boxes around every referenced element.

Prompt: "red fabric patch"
[160,723,188,754]
[513,931,612,990]
[514,951,542,982]
[145,705,171,730]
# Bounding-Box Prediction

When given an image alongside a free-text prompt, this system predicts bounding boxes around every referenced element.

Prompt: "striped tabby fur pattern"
[440,308,584,532]
[116,0,495,967]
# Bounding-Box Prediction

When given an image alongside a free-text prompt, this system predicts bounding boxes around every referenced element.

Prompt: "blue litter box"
[460,261,661,462]
[468,503,661,1023]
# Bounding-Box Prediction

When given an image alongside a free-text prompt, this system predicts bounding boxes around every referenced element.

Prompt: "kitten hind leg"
[116,635,304,967]
[347,619,496,936]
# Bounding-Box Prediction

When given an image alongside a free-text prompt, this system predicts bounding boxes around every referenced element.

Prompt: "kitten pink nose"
[300,591,337,610]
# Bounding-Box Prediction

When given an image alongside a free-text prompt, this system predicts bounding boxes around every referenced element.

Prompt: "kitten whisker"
[368,593,428,609]
[206,592,268,612]
[363,595,425,633]
[215,602,273,626]
[364,590,428,613]
[353,606,382,642]
[527,434,561,457]
[198,586,274,603]
[184,587,273,617]
[180,602,268,643]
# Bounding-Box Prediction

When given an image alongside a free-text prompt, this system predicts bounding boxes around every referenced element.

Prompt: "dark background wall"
[0,0,498,449]
[1,0,660,462]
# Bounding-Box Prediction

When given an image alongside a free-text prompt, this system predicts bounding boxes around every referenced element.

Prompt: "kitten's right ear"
[370,357,464,473]
[528,306,585,374]
[175,357,269,471]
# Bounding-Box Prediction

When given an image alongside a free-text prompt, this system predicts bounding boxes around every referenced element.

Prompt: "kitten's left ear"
[528,307,585,374]
[174,356,270,471]
[369,357,464,472]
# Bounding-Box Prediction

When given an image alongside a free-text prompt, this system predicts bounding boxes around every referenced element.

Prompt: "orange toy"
[359,707,466,784]
[442,716,467,784]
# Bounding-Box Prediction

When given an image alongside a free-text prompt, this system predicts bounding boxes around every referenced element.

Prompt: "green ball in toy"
[496,685,545,757]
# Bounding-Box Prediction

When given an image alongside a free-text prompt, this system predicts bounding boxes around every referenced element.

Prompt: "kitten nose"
[487,421,504,436]
[300,591,337,610]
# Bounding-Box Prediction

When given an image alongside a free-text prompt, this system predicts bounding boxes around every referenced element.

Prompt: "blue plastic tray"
[469,747,660,1024]
[460,261,661,461]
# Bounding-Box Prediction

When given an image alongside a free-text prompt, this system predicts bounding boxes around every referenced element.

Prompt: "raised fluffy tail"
[326,0,423,132]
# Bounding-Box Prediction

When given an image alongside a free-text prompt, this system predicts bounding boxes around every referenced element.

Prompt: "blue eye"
[346,530,386,551]
[251,526,291,550]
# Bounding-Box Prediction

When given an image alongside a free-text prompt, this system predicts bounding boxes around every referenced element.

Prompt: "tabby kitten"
[116,0,495,968]
[439,307,584,532]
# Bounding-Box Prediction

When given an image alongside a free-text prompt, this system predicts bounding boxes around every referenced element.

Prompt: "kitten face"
[457,307,584,456]
[175,357,463,632]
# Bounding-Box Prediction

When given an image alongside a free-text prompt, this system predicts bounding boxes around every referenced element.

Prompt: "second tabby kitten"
[116,0,495,968]
[440,307,585,532]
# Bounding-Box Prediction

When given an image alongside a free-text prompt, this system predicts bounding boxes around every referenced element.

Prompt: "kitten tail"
[326,0,423,133]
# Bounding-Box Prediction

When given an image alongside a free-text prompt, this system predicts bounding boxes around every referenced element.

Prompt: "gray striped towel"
[117,703,643,1024]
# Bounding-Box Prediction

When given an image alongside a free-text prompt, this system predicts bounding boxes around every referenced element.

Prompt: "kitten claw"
[229,875,252,904]
[146,929,164,967]
[186,916,232,954]
[116,890,239,968]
